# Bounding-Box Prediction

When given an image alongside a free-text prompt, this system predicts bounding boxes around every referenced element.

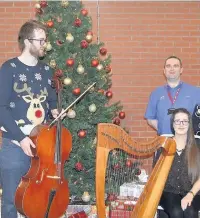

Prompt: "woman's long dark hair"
[170,108,200,183]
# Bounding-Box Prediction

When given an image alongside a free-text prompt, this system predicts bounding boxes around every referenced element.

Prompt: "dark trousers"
[159,191,200,218]
[0,138,30,218]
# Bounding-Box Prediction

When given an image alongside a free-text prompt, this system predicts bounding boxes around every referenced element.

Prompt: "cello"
[15,74,72,218]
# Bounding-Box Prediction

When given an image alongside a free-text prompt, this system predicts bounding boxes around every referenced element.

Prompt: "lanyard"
[166,83,182,106]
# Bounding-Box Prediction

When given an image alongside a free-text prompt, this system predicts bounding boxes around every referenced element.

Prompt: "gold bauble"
[77,64,84,74]
[49,60,56,68]
[85,34,92,43]
[35,3,41,9]
[63,77,72,85]
[45,42,52,52]
[61,0,69,8]
[67,109,76,118]
[97,64,103,71]
[89,104,97,113]
[66,33,74,43]
[82,191,91,202]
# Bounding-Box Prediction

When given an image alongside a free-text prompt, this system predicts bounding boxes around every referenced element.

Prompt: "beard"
[29,45,45,58]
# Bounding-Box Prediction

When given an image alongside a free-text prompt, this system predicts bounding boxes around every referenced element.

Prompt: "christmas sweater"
[0,57,57,142]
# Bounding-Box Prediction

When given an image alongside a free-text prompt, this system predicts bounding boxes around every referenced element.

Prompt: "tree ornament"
[75,162,83,171]
[96,64,103,71]
[85,34,92,43]
[89,104,97,113]
[40,1,48,8]
[78,130,87,138]
[74,18,82,27]
[113,118,120,125]
[87,31,93,36]
[125,160,132,168]
[107,193,117,202]
[80,40,88,49]
[67,109,76,118]
[55,69,63,78]
[135,168,141,176]
[100,47,107,56]
[119,111,125,119]
[66,58,74,67]
[105,65,112,73]
[81,8,88,16]
[46,20,54,28]
[113,163,121,169]
[73,88,81,96]
[98,89,104,94]
[106,90,113,98]
[56,40,63,46]
[66,33,74,43]
[35,8,43,15]
[63,77,72,85]
[45,42,52,52]
[61,0,69,8]
[77,65,85,74]
[35,3,41,9]
[82,192,91,202]
[49,60,56,68]
[91,59,99,67]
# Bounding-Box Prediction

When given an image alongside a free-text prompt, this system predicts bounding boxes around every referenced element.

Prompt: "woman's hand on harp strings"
[51,109,66,120]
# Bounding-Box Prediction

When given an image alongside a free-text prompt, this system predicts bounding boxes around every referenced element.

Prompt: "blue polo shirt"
[145,82,200,135]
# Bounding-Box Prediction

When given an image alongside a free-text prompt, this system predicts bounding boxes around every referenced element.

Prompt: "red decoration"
[73,88,81,96]
[106,90,113,98]
[74,18,82,27]
[107,193,117,201]
[66,58,74,67]
[75,162,84,171]
[100,47,107,56]
[56,40,63,46]
[80,40,88,49]
[91,59,99,67]
[40,1,48,8]
[87,31,93,36]
[55,69,63,78]
[68,211,87,218]
[113,118,120,125]
[125,160,132,168]
[119,111,125,119]
[46,20,54,28]
[81,8,88,16]
[35,110,42,118]
[135,168,141,176]
[113,163,121,169]
[105,65,112,73]
[78,130,87,138]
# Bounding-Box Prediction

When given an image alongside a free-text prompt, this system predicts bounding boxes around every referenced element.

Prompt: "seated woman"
[154,108,200,218]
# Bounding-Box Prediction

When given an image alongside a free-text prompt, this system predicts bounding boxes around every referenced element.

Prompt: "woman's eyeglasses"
[28,38,47,45]
[173,120,189,126]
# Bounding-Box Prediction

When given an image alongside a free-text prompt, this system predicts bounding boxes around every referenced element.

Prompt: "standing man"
[145,56,200,136]
[0,20,60,218]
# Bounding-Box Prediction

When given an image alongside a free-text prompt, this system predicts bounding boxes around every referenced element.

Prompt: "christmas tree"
[35,0,125,201]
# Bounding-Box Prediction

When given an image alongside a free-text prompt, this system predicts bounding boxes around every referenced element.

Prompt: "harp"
[95,123,176,218]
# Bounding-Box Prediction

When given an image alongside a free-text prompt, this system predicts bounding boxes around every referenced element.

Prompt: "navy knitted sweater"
[0,57,57,142]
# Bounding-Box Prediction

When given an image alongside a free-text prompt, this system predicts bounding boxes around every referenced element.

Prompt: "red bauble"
[113,163,121,170]
[113,118,120,125]
[56,40,63,46]
[40,1,48,8]
[81,8,88,16]
[100,47,107,56]
[106,90,113,98]
[87,31,93,36]
[105,65,112,73]
[66,58,74,67]
[75,162,83,171]
[46,20,54,28]
[78,130,87,138]
[55,69,63,78]
[135,168,141,176]
[107,193,117,201]
[73,88,81,96]
[80,40,88,49]
[74,18,82,27]
[91,59,99,67]
[119,111,125,119]
[125,160,132,168]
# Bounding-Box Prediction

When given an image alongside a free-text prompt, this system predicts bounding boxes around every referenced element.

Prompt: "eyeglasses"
[173,120,189,126]
[28,38,47,45]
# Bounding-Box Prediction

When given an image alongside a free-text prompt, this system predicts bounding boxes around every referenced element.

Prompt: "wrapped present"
[110,199,136,211]
[68,211,88,218]
[120,182,145,198]
[110,209,132,218]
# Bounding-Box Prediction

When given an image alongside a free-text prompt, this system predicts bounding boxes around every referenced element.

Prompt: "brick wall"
[0,1,200,142]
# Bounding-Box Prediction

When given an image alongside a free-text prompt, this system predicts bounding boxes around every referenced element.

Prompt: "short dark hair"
[18,20,47,51]
[164,56,182,68]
